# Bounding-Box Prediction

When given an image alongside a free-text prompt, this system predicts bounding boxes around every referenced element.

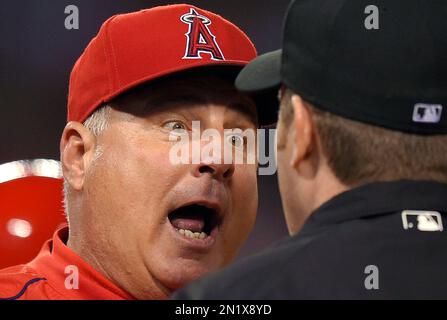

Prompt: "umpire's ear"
[290,94,315,170]
[60,121,96,191]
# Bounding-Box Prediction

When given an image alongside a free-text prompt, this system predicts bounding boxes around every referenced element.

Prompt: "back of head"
[279,88,447,187]
[237,0,447,185]
[236,0,447,232]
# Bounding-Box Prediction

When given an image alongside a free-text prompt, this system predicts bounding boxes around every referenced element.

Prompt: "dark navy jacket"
[174,180,447,299]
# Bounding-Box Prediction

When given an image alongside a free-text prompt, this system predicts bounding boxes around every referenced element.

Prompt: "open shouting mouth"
[168,203,222,248]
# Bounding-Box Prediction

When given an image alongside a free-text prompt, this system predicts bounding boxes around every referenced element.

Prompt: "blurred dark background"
[0,0,289,259]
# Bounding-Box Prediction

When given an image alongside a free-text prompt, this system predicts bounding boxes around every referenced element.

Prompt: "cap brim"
[236,49,282,92]
[236,50,282,126]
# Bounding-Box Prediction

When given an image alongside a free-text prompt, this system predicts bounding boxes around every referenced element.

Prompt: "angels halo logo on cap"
[181,8,225,61]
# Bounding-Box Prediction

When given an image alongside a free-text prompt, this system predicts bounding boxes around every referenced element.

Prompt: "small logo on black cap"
[412,104,443,123]
[401,210,443,232]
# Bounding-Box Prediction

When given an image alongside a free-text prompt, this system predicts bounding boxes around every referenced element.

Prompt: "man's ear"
[60,121,96,191]
[290,95,314,169]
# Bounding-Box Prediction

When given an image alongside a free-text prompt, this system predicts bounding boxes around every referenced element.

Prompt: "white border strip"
[0,159,62,183]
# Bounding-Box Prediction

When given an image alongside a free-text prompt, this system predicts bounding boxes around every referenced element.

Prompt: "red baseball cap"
[67,4,257,123]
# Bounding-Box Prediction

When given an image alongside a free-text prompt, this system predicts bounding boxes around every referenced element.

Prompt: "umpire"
[173,0,447,299]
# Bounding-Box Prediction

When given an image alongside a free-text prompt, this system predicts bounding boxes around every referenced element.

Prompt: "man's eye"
[227,134,245,148]
[163,121,186,133]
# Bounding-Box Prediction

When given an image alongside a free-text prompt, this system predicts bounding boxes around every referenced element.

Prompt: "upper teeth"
[177,228,207,239]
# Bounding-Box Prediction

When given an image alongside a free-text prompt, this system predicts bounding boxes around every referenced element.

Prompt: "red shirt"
[0,227,135,300]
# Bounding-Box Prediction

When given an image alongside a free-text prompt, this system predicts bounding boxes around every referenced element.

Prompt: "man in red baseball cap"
[0,4,262,300]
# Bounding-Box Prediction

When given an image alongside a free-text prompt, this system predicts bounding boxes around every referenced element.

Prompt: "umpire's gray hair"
[63,105,112,219]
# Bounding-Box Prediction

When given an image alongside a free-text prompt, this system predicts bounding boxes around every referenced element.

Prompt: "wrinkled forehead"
[110,71,258,125]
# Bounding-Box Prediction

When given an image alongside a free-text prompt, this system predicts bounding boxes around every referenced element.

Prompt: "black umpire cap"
[236,0,447,134]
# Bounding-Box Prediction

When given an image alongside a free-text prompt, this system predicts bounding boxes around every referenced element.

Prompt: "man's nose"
[193,160,235,180]
[190,130,237,180]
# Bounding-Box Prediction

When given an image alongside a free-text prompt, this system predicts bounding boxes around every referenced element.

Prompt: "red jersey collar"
[28,226,135,300]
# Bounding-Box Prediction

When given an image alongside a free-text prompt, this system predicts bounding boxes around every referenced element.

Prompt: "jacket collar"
[28,226,135,300]
[301,180,447,233]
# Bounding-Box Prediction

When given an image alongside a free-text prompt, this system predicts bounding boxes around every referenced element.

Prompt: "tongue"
[171,216,204,233]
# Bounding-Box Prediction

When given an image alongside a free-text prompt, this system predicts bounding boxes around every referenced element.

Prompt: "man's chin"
[153,258,221,293]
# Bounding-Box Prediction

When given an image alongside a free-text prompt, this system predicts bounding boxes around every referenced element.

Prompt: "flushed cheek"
[221,171,258,260]
[105,136,177,191]
[90,150,174,240]
[232,166,258,212]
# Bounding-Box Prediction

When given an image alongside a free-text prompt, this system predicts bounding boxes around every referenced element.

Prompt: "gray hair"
[63,105,112,218]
